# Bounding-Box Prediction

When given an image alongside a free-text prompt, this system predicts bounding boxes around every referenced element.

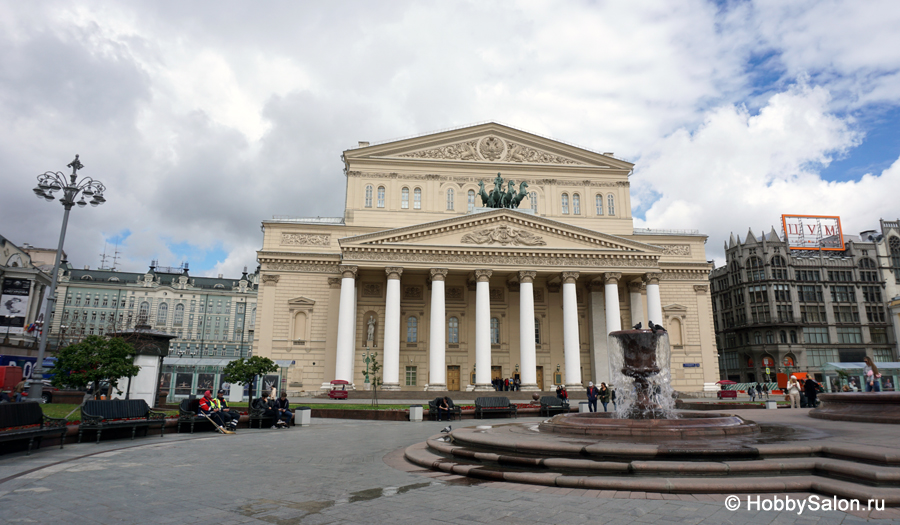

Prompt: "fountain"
[401,329,900,503]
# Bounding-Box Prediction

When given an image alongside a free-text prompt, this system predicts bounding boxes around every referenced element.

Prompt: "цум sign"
[781,215,844,251]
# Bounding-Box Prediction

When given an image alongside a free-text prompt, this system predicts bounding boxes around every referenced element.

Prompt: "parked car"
[22,380,59,403]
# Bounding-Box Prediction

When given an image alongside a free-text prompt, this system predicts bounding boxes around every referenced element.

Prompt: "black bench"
[474,396,517,419]
[79,399,166,444]
[539,396,570,417]
[249,399,294,428]
[427,397,461,421]
[177,399,225,433]
[0,403,68,455]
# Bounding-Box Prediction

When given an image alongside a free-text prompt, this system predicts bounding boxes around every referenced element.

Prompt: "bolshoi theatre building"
[255,123,719,394]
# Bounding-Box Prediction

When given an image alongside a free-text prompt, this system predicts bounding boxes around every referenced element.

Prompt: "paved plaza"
[1,409,899,524]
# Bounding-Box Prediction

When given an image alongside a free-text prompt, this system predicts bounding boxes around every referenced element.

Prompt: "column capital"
[327,277,342,288]
[603,272,622,284]
[518,270,537,284]
[261,274,280,285]
[429,268,449,281]
[627,281,644,292]
[693,284,709,293]
[560,272,580,284]
[642,272,663,285]
[338,265,358,279]
[385,267,404,280]
[474,269,492,282]
[586,279,604,293]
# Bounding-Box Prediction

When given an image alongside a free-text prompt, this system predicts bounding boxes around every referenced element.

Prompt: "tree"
[221,356,279,407]
[49,335,141,399]
[369,353,382,407]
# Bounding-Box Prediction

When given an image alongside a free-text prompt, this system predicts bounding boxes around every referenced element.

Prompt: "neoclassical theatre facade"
[255,123,719,394]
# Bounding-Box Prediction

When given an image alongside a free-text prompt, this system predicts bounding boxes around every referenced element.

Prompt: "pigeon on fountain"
[649,321,666,333]
[632,322,642,330]
[441,425,451,433]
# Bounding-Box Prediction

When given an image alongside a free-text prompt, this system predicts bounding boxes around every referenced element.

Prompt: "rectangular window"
[830,286,855,303]
[860,271,878,282]
[871,327,888,344]
[776,304,793,322]
[866,305,886,323]
[836,327,862,344]
[800,305,827,323]
[750,305,770,324]
[733,290,744,305]
[773,284,790,302]
[772,268,788,279]
[796,270,820,282]
[102,297,108,307]
[75,296,81,306]
[748,285,767,303]
[827,270,853,282]
[405,366,417,386]
[832,305,859,323]
[747,269,765,282]
[803,327,830,344]
[862,286,882,303]
[799,285,823,302]
[806,348,838,367]
[874,348,894,362]
[377,187,385,208]
[736,308,747,325]
[413,188,421,210]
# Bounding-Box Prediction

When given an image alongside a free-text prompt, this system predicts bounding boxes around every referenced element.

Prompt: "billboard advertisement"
[0,278,31,334]
[781,215,844,251]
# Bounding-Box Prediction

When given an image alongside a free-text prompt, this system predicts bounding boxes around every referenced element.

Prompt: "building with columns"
[255,123,718,394]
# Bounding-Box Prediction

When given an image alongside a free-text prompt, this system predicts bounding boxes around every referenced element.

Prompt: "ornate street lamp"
[29,155,107,402]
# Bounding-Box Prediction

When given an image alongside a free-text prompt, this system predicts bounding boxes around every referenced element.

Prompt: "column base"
[320,382,356,391]
[565,383,586,391]
[473,383,495,392]
[703,382,719,392]
[381,383,401,391]
[425,384,447,391]
[519,383,540,392]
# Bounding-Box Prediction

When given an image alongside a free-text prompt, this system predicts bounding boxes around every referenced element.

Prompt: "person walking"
[599,383,611,412]
[586,382,599,413]
[803,378,820,408]
[761,383,769,400]
[864,356,882,392]
[749,385,756,402]
[786,376,802,409]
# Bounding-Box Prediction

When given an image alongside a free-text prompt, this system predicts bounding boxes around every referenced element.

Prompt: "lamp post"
[29,155,107,402]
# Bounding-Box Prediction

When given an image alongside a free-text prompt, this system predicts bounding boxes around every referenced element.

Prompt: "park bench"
[248,398,295,428]
[177,398,227,434]
[0,402,68,455]
[78,399,166,444]
[427,397,461,421]
[539,396,570,417]
[474,396,517,419]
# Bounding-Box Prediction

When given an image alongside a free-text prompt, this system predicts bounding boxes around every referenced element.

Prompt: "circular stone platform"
[809,392,900,424]
[539,411,759,438]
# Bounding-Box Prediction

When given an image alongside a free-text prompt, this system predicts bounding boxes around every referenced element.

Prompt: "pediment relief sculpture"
[396,135,585,165]
[461,225,547,246]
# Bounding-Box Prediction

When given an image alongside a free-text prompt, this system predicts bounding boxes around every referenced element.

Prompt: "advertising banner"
[781,215,844,250]
[0,278,31,334]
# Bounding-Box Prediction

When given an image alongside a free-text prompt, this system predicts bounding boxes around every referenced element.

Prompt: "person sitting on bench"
[273,391,292,428]
[198,390,227,429]
[215,390,239,430]
[437,397,452,421]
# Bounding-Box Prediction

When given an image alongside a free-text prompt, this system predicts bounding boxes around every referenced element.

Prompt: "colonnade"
[332,265,664,391]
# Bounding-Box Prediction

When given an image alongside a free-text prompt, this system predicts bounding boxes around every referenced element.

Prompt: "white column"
[473,269,493,391]
[628,281,644,328]
[349,280,358,384]
[562,272,583,390]
[518,271,539,391]
[382,267,403,390]
[644,272,663,327]
[604,273,622,333]
[333,265,358,383]
[589,281,610,383]
[426,268,448,391]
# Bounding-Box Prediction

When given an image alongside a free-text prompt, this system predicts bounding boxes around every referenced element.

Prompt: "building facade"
[255,123,719,394]
[710,223,899,390]
[0,234,51,353]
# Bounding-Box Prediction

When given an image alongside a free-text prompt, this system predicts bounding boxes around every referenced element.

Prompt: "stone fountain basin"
[539,411,759,438]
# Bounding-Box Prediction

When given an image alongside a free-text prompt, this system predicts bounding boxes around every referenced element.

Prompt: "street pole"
[29,156,106,402]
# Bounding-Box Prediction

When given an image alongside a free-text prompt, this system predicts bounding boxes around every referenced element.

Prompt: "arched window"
[669,318,683,345]
[407,317,418,343]
[595,194,603,215]
[365,185,373,208]
[174,304,184,326]
[401,187,409,209]
[529,191,538,213]
[779,330,787,343]
[467,190,475,213]
[765,330,774,344]
[790,330,798,344]
[293,312,307,340]
[753,331,761,344]
[561,193,569,214]
[139,301,150,322]
[413,188,422,209]
[377,186,385,208]
[490,317,500,344]
[573,193,581,215]
[892,237,900,281]
[446,188,454,210]
[448,317,459,344]
[534,318,541,344]
[607,194,615,216]
[250,307,256,327]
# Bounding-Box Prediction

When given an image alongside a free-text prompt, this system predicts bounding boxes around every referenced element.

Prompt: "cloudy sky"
[2,0,899,277]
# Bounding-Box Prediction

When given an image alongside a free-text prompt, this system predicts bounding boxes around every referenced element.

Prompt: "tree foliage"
[49,336,141,396]
[221,356,279,405]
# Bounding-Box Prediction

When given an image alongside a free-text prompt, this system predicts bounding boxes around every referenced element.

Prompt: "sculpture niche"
[477,173,529,209]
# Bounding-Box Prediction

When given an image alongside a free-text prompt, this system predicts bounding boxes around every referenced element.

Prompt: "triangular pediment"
[344,122,633,170]
[340,209,662,254]
[287,296,316,307]
[663,304,689,313]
